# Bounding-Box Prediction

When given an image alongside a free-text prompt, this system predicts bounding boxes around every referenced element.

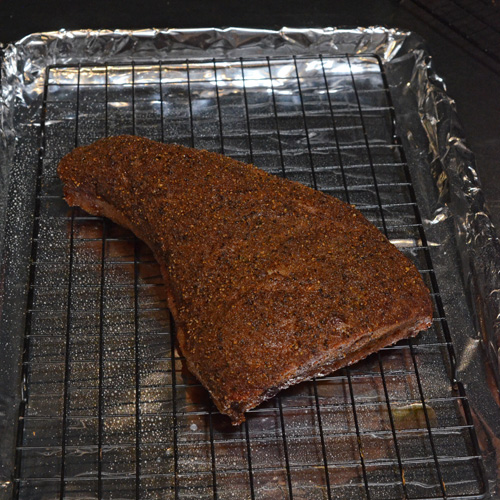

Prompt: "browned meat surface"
[58,135,433,424]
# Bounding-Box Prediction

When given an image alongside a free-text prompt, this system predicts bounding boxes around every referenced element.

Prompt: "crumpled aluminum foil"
[1,27,499,495]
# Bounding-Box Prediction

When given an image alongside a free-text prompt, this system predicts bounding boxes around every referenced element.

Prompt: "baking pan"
[0,28,496,499]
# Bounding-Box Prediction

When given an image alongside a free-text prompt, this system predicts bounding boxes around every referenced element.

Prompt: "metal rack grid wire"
[12,54,488,499]
[407,0,500,66]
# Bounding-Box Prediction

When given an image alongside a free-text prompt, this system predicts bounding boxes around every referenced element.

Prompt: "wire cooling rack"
[12,55,487,499]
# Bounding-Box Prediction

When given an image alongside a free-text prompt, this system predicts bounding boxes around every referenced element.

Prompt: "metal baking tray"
[0,28,495,499]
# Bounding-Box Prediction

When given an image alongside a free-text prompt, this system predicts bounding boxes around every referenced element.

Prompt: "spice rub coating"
[58,135,433,424]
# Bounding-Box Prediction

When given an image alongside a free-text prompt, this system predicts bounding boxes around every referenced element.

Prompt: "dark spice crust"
[58,135,433,424]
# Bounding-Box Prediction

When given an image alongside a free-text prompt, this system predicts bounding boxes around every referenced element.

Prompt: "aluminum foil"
[1,27,499,496]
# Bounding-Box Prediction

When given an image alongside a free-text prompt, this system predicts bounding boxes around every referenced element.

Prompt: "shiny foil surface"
[0,28,499,498]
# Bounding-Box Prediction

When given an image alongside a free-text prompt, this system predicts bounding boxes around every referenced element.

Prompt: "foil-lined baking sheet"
[0,28,499,498]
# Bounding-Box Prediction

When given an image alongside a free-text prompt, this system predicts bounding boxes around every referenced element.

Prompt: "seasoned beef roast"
[58,135,433,424]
